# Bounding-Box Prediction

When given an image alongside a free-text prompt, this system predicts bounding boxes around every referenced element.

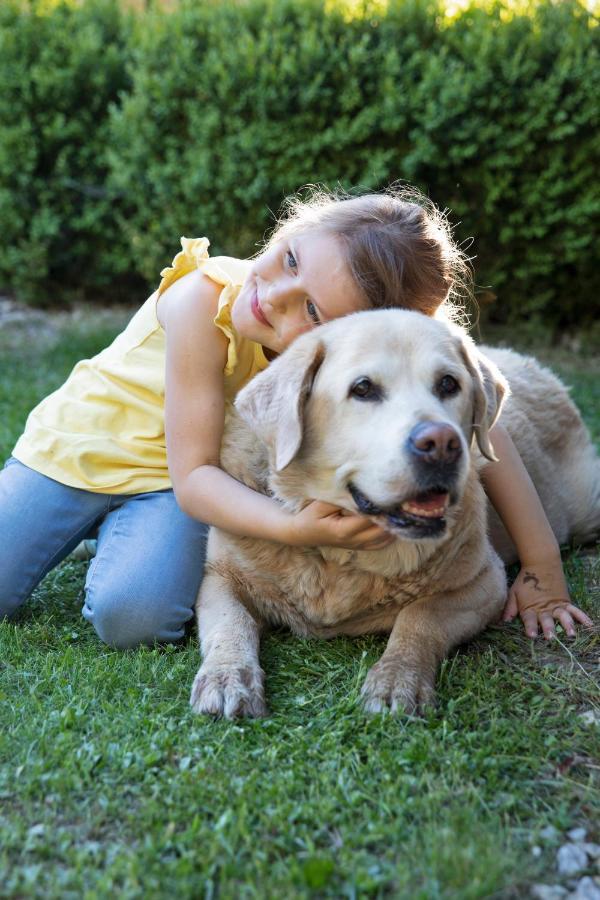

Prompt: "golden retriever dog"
[190,310,600,718]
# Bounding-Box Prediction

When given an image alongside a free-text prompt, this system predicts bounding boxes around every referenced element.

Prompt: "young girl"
[0,187,592,648]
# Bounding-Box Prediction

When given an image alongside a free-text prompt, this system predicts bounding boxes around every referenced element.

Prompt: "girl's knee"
[0,598,22,622]
[0,578,36,621]
[82,587,195,649]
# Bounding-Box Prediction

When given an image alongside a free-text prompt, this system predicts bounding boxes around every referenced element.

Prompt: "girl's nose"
[268,281,296,311]
[266,283,283,309]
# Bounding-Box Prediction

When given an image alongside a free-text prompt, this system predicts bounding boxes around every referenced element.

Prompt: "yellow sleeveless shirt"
[12,238,269,494]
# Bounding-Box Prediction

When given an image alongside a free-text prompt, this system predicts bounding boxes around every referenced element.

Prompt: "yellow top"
[12,237,269,494]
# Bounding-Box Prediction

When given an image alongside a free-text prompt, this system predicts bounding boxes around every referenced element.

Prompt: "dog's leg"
[361,561,505,716]
[190,571,267,719]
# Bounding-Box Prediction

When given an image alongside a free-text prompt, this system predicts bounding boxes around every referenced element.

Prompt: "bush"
[1,0,598,329]
[107,0,424,282]
[107,0,600,329]
[0,0,136,304]
[403,0,600,329]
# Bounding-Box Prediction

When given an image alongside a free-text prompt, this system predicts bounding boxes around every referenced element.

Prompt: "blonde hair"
[266,185,472,323]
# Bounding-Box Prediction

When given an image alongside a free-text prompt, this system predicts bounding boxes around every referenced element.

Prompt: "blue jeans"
[0,457,208,648]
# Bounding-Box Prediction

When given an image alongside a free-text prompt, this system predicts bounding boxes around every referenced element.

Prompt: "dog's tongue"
[400,491,449,519]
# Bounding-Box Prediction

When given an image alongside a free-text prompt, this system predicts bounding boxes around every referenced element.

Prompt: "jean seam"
[84,499,125,610]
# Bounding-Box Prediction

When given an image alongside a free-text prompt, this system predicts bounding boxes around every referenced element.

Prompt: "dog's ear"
[235,337,326,471]
[458,336,509,461]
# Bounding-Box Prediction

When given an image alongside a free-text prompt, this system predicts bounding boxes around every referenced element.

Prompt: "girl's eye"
[306,299,320,325]
[286,250,298,271]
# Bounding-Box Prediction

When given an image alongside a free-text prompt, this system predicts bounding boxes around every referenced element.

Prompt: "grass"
[1,310,599,899]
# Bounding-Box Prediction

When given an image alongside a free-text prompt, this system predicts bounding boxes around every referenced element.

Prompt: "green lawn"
[1,311,598,899]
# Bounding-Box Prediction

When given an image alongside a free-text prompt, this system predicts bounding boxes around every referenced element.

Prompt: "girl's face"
[232,231,366,354]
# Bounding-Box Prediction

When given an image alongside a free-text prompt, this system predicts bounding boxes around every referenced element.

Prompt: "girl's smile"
[232,231,366,354]
[251,289,271,327]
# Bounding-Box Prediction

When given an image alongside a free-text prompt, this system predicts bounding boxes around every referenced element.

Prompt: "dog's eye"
[349,377,383,402]
[436,374,461,398]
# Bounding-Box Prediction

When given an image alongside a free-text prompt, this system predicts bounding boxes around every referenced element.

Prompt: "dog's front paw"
[360,655,436,716]
[189,662,267,719]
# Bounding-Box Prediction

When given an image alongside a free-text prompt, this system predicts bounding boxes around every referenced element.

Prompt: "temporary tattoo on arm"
[523,572,543,591]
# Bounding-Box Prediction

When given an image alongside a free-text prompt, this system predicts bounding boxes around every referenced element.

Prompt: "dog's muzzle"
[348,481,456,539]
[348,423,465,540]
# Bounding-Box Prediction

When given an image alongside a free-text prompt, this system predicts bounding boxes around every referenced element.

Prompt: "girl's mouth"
[251,291,271,327]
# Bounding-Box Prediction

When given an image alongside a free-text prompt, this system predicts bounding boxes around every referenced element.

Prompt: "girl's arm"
[481,424,593,639]
[161,271,391,551]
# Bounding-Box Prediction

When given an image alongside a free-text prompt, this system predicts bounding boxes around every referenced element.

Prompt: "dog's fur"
[190,310,600,718]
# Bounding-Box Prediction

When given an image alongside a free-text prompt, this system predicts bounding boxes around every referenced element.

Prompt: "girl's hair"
[267,185,472,322]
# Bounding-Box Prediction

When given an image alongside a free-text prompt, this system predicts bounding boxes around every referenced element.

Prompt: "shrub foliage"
[1,0,598,328]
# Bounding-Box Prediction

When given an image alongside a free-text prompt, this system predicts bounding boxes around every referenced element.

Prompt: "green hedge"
[1,0,598,329]
[0,0,134,303]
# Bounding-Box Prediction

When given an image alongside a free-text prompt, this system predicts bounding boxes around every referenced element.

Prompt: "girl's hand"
[287,500,394,551]
[502,555,594,639]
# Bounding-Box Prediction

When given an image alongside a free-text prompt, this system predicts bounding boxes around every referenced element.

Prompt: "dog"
[189,309,600,718]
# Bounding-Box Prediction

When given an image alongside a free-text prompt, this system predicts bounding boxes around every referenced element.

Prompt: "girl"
[0,187,591,647]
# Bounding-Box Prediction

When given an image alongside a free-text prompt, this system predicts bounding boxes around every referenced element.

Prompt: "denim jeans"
[0,457,208,648]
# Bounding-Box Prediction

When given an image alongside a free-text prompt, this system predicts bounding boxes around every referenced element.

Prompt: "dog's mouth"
[348,482,453,539]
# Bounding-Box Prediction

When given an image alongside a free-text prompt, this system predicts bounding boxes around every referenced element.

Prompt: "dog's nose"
[408,422,462,464]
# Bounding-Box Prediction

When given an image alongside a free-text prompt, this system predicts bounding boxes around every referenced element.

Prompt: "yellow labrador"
[190,310,599,717]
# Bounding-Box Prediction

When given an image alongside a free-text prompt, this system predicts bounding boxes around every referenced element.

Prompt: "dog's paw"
[360,656,436,716]
[189,662,267,719]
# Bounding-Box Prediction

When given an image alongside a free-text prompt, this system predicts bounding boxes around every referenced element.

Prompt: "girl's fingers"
[337,519,394,548]
[314,501,354,516]
[319,506,397,547]
[556,608,576,638]
[521,608,540,639]
[339,517,386,538]
[518,600,593,640]
[567,605,594,628]
[539,612,556,640]
[356,528,392,546]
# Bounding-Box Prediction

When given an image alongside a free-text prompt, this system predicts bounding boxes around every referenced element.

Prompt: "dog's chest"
[226,543,429,637]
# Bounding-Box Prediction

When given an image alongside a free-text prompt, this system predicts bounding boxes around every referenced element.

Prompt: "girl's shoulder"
[157,237,263,393]
[156,237,247,333]
[157,237,250,296]
[158,237,211,296]
[157,264,222,335]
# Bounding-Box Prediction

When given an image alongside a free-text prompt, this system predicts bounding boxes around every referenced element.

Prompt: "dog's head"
[235,309,508,542]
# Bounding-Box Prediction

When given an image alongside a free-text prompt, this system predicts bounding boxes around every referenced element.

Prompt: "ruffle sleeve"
[157,237,210,296]
[157,236,251,380]
[211,284,240,377]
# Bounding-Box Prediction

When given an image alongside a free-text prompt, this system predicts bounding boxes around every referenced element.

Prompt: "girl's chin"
[231,295,253,334]
[233,306,272,348]
[232,290,280,352]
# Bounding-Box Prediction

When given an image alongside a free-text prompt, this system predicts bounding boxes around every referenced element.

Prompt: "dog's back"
[483,346,600,562]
